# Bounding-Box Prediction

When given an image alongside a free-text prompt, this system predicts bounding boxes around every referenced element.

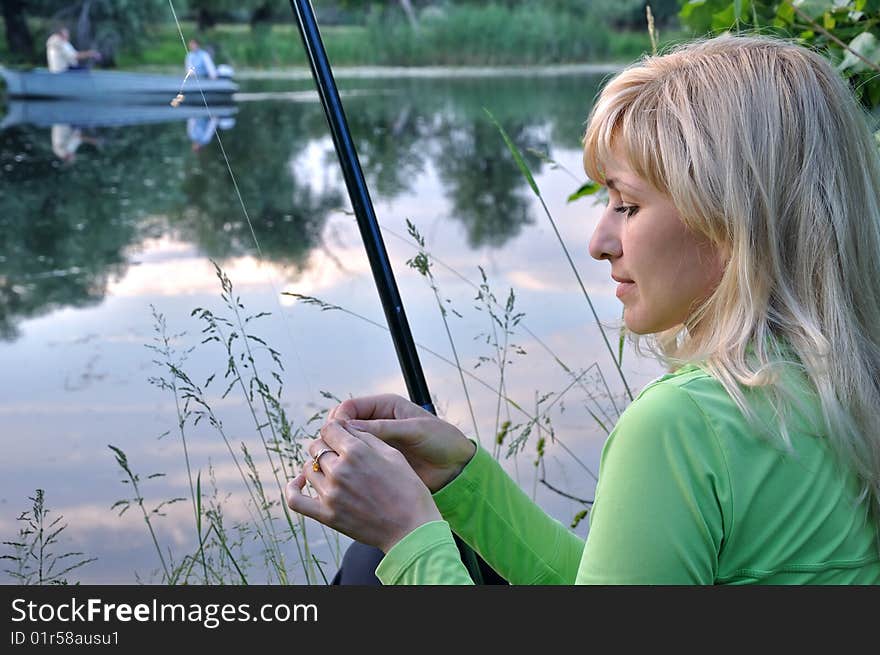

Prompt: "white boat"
[0,66,237,101]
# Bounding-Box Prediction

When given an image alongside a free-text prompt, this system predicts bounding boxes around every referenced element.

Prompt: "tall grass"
[1,489,96,585]
[110,14,672,70]
[4,214,622,583]
[99,265,348,585]
[406,219,482,445]
[485,108,634,407]
[365,4,613,66]
[286,175,619,517]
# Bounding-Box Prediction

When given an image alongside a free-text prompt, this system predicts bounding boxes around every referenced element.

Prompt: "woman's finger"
[343,423,395,453]
[285,475,327,523]
[303,437,322,457]
[334,394,430,422]
[323,420,398,458]
[344,416,429,445]
[319,419,364,454]
[299,457,331,497]
[307,438,339,473]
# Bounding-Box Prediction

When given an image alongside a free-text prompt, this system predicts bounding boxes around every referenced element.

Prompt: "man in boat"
[45,26,100,73]
[185,38,218,80]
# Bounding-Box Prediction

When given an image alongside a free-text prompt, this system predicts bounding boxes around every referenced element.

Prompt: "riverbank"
[117,19,686,70]
[125,62,628,80]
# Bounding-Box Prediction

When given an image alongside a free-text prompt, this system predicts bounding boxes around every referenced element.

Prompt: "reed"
[1,489,96,585]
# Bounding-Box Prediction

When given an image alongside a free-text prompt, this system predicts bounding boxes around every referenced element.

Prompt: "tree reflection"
[0,125,143,340]
[0,73,604,341]
[435,118,545,248]
[171,103,340,267]
[342,91,430,199]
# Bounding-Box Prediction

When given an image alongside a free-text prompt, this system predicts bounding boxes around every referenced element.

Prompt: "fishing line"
[169,66,193,107]
[165,1,348,585]
[165,0,317,404]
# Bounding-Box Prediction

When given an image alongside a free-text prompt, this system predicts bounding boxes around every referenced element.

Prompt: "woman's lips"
[615,281,636,298]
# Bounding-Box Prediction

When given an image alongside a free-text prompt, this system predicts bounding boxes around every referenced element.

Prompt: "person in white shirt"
[45,27,100,72]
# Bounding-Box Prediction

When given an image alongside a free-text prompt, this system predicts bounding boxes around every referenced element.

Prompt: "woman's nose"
[588,206,622,261]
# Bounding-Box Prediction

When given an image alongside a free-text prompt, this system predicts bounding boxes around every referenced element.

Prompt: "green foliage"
[677,0,880,109]
[10,0,167,63]
[364,3,615,65]
[2,1,680,67]
[567,181,603,203]
[570,507,590,529]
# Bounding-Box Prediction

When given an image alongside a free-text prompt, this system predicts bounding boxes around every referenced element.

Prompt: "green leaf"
[776,1,795,24]
[823,11,836,29]
[792,0,834,20]
[680,0,721,33]
[838,31,880,73]
[567,181,602,203]
[710,3,739,30]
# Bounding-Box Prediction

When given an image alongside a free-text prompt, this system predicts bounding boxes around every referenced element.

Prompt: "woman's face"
[588,151,725,335]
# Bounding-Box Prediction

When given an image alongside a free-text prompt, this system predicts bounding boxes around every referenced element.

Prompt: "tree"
[398,0,420,29]
[336,0,427,26]
[1,0,34,59]
[1,0,166,65]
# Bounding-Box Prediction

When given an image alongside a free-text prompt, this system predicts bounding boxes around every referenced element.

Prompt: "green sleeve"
[375,521,475,585]
[576,381,730,584]
[377,441,585,585]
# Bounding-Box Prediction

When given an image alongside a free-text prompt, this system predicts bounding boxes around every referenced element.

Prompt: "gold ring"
[312,447,334,473]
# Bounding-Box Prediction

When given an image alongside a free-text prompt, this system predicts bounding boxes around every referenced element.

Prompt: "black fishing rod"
[288,0,485,585]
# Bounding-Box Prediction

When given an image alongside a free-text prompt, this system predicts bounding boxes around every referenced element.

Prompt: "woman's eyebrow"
[605,178,641,193]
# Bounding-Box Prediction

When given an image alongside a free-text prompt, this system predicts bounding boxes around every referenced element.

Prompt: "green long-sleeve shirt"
[376,364,880,584]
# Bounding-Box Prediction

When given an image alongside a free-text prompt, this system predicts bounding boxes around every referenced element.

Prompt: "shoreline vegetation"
[118,22,683,70]
[134,63,630,79]
[2,19,687,72]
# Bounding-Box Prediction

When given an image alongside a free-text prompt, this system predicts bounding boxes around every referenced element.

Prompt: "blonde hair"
[583,34,880,523]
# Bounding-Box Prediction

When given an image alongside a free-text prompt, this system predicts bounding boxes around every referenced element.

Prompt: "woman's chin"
[621,311,646,335]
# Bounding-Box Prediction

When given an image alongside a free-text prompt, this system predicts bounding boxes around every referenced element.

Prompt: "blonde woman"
[287,34,880,584]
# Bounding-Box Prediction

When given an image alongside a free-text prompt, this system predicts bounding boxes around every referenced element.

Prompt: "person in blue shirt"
[185,38,218,80]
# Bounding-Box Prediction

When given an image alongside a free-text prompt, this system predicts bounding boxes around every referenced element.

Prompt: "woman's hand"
[285,420,442,553]
[329,394,477,493]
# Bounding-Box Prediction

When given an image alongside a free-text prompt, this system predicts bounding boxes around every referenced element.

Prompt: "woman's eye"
[614,204,638,218]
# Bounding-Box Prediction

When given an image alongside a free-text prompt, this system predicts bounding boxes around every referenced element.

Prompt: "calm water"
[0,71,663,584]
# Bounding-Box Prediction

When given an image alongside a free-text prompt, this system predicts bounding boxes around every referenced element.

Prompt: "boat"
[0,66,237,101]
[0,98,238,130]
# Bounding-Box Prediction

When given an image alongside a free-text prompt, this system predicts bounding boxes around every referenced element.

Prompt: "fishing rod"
[287,0,485,585]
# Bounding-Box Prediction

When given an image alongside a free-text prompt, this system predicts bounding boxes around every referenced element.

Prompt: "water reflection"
[0,72,648,583]
[49,124,100,164]
[1,75,601,343]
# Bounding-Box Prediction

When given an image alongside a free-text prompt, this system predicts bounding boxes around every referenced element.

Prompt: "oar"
[287,0,485,585]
